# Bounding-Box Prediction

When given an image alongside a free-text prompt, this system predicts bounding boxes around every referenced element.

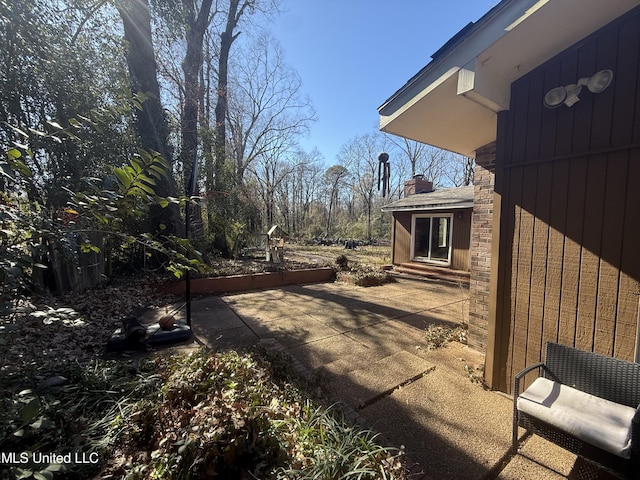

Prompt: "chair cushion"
[517,377,636,459]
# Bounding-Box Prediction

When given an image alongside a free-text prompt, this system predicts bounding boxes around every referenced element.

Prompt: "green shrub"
[275,402,405,479]
[112,349,405,479]
[1,346,407,479]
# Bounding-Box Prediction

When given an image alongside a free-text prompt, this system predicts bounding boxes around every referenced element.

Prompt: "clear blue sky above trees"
[272,0,496,163]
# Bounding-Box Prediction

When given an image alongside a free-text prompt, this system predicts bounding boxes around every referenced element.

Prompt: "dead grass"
[199,242,392,278]
[284,243,392,268]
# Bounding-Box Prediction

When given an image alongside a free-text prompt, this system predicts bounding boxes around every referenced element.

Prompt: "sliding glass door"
[411,214,452,265]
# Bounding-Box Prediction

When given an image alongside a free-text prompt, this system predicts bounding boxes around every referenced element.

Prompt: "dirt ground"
[203,242,391,279]
[283,243,391,267]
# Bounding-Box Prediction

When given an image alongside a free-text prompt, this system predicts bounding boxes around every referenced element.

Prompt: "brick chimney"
[404,175,433,197]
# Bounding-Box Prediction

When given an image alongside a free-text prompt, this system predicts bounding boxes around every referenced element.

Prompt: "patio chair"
[512,342,640,478]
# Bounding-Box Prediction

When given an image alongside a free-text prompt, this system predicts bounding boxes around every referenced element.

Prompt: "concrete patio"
[162,277,615,479]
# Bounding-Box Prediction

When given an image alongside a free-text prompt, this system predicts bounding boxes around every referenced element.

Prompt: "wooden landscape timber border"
[162,267,336,295]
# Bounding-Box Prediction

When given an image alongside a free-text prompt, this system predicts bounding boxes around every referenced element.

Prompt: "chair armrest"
[512,362,547,453]
[514,362,546,399]
[514,362,546,379]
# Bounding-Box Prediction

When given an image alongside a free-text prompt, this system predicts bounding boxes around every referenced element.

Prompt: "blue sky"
[271,0,497,163]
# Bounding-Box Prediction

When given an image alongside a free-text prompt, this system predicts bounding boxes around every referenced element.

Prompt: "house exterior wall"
[451,209,472,272]
[390,209,472,271]
[468,143,496,352]
[391,212,413,265]
[488,7,640,393]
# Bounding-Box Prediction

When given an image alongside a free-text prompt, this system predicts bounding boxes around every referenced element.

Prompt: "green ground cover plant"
[1,347,406,480]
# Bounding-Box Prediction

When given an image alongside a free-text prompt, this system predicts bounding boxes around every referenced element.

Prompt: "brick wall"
[403,177,434,196]
[468,142,496,353]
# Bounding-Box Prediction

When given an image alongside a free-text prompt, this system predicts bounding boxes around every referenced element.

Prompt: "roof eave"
[381,202,474,213]
[378,0,516,115]
[378,0,639,157]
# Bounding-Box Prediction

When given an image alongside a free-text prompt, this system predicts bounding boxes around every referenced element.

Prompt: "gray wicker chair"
[512,342,640,478]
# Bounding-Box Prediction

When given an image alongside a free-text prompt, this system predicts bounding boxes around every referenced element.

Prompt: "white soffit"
[381,68,497,158]
[378,0,640,158]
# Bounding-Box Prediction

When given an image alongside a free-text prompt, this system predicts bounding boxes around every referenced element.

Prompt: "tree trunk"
[326,190,335,237]
[117,0,180,235]
[202,38,214,200]
[180,0,213,190]
[210,0,250,255]
[214,0,238,190]
[179,0,214,243]
[367,191,372,241]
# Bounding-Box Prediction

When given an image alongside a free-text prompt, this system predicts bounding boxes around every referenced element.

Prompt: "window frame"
[410,213,454,266]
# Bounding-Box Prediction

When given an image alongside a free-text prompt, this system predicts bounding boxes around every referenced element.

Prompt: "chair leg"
[512,408,520,454]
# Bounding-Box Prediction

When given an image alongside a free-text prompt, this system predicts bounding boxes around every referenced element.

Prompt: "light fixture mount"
[543,69,613,108]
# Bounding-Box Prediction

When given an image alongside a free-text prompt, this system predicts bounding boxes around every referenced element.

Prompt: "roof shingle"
[381,185,474,212]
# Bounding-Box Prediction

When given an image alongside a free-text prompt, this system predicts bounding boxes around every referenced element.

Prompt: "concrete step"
[392,263,470,286]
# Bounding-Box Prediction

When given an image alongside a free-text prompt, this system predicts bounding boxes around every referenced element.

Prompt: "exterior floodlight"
[586,69,614,93]
[544,86,566,108]
[543,69,614,108]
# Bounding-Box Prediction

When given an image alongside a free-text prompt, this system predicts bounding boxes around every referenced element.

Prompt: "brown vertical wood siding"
[391,208,471,271]
[392,212,412,265]
[451,209,472,271]
[493,7,640,393]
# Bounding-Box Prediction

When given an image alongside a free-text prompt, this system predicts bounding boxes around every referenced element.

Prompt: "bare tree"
[445,155,475,186]
[388,136,427,178]
[386,135,451,188]
[338,133,390,241]
[213,0,253,191]
[323,164,350,237]
[387,151,410,200]
[227,32,316,184]
[272,147,323,235]
[291,148,323,235]
[248,143,292,227]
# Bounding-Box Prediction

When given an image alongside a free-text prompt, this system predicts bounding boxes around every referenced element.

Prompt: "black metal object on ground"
[106,314,192,352]
[106,303,192,351]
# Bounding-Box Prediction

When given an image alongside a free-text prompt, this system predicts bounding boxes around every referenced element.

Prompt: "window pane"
[430,217,450,260]
[414,217,431,258]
